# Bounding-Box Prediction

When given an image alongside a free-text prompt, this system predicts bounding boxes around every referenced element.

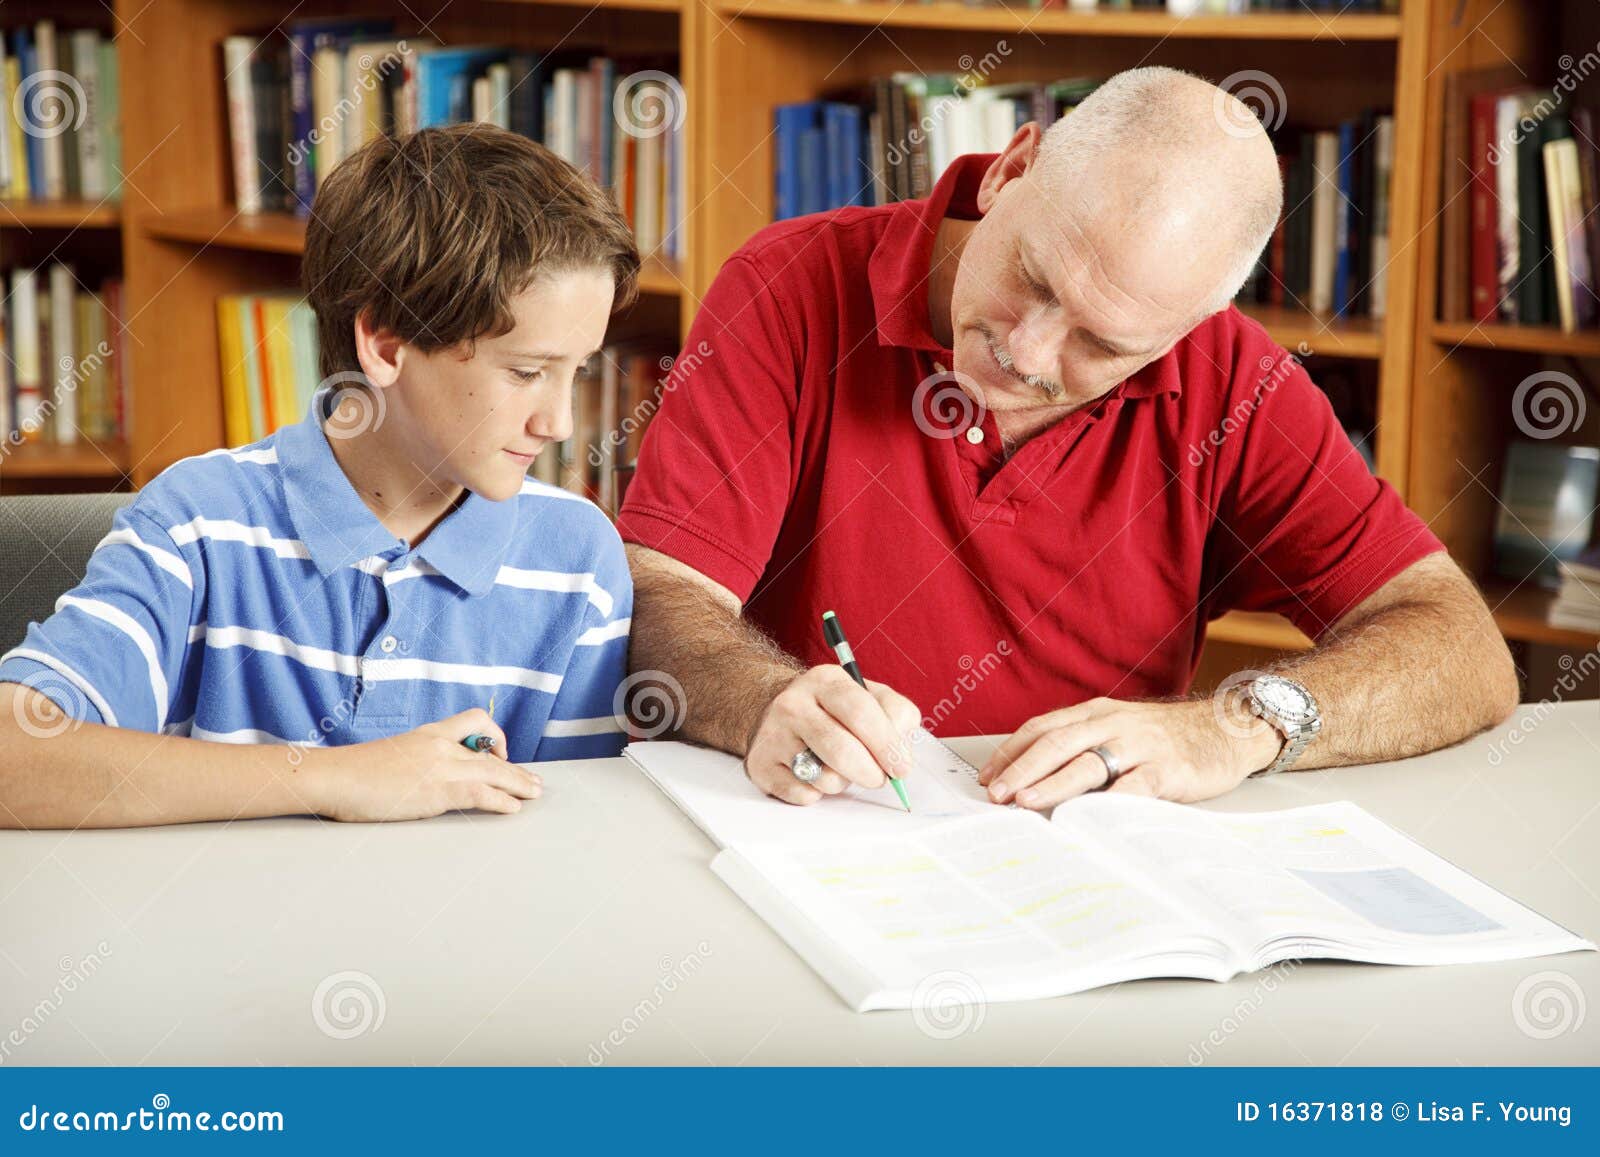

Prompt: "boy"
[0,125,639,828]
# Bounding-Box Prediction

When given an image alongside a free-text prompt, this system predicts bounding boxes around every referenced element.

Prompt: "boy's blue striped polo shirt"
[0,395,632,762]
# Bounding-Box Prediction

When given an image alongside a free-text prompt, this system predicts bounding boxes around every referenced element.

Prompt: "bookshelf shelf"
[0,200,121,229]
[1484,581,1600,650]
[1240,304,1384,360]
[498,0,683,11]
[0,441,130,481]
[1205,610,1313,653]
[138,208,686,297]
[1430,321,1600,359]
[715,0,1402,41]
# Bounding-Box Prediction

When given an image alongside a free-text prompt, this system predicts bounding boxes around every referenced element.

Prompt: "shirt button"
[964,426,984,445]
[379,635,398,654]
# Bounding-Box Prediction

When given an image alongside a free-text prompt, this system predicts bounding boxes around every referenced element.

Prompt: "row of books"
[775,76,1098,217]
[0,24,122,201]
[532,346,676,516]
[1441,70,1600,333]
[1551,547,1600,634]
[216,295,323,447]
[220,17,685,261]
[1240,113,1396,320]
[0,267,126,445]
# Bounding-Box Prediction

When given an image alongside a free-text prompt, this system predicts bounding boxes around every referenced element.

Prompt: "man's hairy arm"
[1267,550,1520,769]
[625,544,923,804]
[625,544,802,754]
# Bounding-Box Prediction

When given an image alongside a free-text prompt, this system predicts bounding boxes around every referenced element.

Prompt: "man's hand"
[307,709,543,822]
[745,667,923,806]
[978,697,1283,810]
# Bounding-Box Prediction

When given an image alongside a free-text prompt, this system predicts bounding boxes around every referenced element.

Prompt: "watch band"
[1253,729,1311,778]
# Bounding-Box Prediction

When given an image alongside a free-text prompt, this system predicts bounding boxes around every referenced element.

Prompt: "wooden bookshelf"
[1407,0,1600,678]
[0,440,129,481]
[1206,611,1313,653]
[713,1,1403,41]
[0,200,121,229]
[1240,304,1384,360]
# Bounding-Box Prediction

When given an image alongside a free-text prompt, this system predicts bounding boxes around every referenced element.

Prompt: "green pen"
[821,610,912,812]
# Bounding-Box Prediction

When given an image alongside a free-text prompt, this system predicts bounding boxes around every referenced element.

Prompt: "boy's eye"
[510,368,545,384]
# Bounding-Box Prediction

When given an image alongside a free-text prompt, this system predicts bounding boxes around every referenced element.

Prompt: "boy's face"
[383,267,616,502]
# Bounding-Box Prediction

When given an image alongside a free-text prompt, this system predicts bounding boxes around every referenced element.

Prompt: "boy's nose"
[528,397,574,444]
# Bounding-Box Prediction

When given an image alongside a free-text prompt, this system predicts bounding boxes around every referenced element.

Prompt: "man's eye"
[1020,268,1052,300]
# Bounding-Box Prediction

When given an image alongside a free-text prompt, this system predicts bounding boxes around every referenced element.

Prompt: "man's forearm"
[626,546,802,755]
[1259,558,1519,770]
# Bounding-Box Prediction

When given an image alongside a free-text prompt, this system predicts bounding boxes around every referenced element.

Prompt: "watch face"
[1255,676,1315,723]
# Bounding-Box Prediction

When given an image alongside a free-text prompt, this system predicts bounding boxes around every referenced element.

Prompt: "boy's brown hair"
[303,123,641,380]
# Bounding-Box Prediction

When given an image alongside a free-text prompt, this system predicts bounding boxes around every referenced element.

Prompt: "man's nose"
[1007,309,1061,380]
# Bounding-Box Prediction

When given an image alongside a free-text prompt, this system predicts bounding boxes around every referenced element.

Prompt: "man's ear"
[975,122,1041,214]
[352,309,405,389]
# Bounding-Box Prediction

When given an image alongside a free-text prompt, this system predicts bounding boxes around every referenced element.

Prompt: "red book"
[1469,92,1502,323]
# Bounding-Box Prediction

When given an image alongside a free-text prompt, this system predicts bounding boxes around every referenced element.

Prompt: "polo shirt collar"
[867,152,1181,401]
[278,390,517,596]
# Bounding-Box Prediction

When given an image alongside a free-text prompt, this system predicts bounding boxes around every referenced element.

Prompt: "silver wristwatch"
[1243,674,1321,777]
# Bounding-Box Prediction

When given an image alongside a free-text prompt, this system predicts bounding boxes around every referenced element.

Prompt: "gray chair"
[0,492,136,652]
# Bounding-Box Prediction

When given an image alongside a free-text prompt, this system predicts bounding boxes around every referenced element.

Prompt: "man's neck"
[325,423,465,547]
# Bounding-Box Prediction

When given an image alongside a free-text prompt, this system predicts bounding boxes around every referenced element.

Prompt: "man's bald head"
[1032,66,1284,327]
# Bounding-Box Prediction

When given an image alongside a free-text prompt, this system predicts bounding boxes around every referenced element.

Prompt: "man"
[616,67,1517,811]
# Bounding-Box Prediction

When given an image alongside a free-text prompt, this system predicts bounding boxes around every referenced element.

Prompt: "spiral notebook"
[627,735,1595,1012]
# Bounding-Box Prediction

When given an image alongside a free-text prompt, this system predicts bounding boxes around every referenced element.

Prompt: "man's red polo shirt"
[616,154,1444,737]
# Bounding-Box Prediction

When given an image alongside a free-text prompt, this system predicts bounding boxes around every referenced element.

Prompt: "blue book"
[415,46,508,129]
[834,104,866,206]
[286,17,393,214]
[13,30,44,200]
[1333,119,1354,317]
[799,126,826,217]
[774,101,823,220]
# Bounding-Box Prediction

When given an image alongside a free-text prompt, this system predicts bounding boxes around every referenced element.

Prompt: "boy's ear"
[353,309,405,389]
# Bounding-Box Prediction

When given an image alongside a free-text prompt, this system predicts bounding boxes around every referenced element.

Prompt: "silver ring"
[1088,745,1122,786]
[790,748,824,784]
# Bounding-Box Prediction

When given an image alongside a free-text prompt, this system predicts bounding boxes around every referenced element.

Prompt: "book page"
[626,728,993,847]
[731,809,1227,1002]
[1058,794,1593,964]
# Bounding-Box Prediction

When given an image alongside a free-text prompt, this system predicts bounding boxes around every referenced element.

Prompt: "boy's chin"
[463,467,527,504]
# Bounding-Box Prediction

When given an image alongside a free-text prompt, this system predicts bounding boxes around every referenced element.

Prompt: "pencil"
[821,610,911,812]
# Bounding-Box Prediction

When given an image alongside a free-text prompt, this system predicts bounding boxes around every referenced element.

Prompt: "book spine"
[49,264,76,443]
[72,31,104,199]
[223,38,262,214]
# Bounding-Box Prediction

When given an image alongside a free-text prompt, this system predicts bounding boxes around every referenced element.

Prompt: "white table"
[1,703,1596,1066]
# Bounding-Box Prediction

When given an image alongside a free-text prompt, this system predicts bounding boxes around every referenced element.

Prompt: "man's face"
[381,267,616,502]
[947,164,1222,411]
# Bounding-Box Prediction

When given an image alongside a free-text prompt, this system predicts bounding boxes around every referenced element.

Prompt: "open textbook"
[627,733,1595,1012]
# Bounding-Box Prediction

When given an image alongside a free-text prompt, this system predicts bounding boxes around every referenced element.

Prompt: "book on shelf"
[628,735,1589,1012]
[0,21,122,202]
[1,265,125,448]
[1492,441,1600,591]
[1440,71,1600,333]
[1550,545,1600,634]
[221,28,685,264]
[215,293,322,445]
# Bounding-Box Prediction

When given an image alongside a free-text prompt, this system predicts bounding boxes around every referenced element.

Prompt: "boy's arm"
[0,687,538,828]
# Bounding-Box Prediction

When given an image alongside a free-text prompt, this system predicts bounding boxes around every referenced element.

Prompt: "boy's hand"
[308,709,542,822]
